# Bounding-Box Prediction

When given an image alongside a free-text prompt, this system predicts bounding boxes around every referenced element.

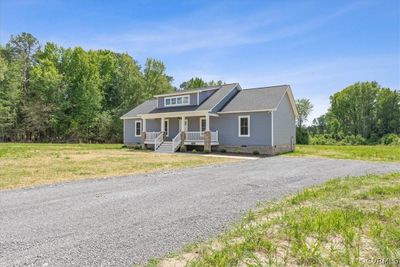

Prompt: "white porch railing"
[185,131,219,143]
[172,131,182,152]
[185,131,203,142]
[145,131,161,141]
[154,132,164,151]
[211,130,219,143]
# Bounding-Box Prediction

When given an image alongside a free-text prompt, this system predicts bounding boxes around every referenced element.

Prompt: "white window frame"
[135,120,142,137]
[164,119,169,137]
[200,118,206,132]
[238,115,250,137]
[164,95,190,107]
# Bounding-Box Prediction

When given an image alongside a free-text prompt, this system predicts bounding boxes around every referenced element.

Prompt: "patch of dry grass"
[0,143,234,189]
[150,173,400,266]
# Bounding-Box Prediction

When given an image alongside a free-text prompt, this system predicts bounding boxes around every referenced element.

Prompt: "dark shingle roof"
[121,83,239,118]
[220,85,289,113]
[120,99,157,118]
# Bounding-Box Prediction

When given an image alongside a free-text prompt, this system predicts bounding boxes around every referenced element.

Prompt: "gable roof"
[120,83,298,119]
[219,85,298,117]
[120,83,240,118]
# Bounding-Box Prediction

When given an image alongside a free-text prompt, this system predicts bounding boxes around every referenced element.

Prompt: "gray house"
[121,83,298,154]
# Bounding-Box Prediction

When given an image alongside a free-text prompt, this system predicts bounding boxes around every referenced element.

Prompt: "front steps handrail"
[154,132,164,151]
[172,131,182,152]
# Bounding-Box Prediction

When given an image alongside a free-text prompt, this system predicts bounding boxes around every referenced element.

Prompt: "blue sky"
[1,0,399,121]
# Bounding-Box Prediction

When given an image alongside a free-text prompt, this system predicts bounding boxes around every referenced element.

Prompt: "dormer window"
[164,95,190,107]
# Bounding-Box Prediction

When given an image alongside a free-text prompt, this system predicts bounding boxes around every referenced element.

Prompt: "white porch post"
[141,118,147,149]
[142,118,147,133]
[161,117,166,140]
[181,116,186,131]
[205,114,210,131]
[180,116,186,151]
[204,114,211,152]
[161,117,165,132]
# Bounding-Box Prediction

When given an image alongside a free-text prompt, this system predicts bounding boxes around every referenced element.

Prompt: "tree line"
[297,81,400,145]
[0,32,174,142]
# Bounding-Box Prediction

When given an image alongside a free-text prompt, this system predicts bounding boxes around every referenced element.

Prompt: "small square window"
[165,99,171,105]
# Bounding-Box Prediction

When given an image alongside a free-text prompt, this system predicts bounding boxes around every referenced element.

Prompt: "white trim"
[200,117,206,132]
[238,115,250,137]
[164,119,169,137]
[120,116,141,120]
[140,110,216,119]
[271,111,274,146]
[218,109,274,114]
[275,86,298,118]
[164,95,190,107]
[134,120,142,137]
[123,119,126,142]
[154,87,221,97]
[197,92,200,105]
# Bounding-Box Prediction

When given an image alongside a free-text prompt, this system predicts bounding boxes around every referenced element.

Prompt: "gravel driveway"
[1,156,399,266]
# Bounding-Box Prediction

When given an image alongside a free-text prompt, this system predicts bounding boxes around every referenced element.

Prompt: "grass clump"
[288,145,400,162]
[152,172,400,266]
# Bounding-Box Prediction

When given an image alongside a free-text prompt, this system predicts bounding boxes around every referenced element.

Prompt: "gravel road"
[1,156,399,266]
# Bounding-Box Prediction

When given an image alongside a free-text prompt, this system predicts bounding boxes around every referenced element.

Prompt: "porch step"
[156,142,174,153]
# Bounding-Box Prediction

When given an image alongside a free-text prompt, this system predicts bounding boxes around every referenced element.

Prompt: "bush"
[192,149,197,153]
[296,128,310,144]
[220,148,227,153]
[203,149,210,154]
[339,135,366,145]
[379,134,400,145]
[310,134,337,145]
[252,150,260,155]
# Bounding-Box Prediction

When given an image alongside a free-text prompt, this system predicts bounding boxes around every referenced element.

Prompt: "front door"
[178,119,188,131]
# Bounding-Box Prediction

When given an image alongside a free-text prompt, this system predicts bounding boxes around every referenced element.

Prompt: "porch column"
[204,114,211,152]
[161,117,166,140]
[180,116,186,152]
[141,118,147,149]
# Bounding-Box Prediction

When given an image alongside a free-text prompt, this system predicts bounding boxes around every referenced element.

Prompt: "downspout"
[271,111,274,147]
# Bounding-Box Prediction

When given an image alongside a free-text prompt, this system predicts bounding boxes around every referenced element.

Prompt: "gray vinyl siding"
[273,93,296,146]
[210,87,239,113]
[123,119,161,144]
[123,119,141,145]
[210,112,272,146]
[166,118,180,141]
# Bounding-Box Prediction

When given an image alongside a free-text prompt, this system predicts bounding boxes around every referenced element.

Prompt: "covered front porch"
[140,113,219,152]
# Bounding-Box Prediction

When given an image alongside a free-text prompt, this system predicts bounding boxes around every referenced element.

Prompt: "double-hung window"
[164,95,190,107]
[135,120,142,137]
[238,116,250,137]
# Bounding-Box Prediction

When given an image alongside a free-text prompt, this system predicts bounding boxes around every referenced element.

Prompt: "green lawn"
[153,172,400,266]
[288,145,400,162]
[0,143,234,190]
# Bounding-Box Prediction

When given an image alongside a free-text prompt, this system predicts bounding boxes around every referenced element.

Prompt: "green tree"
[296,98,313,128]
[143,58,173,99]
[329,82,378,139]
[179,77,224,90]
[0,47,22,140]
[6,32,39,95]
[376,88,400,135]
[62,47,102,141]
